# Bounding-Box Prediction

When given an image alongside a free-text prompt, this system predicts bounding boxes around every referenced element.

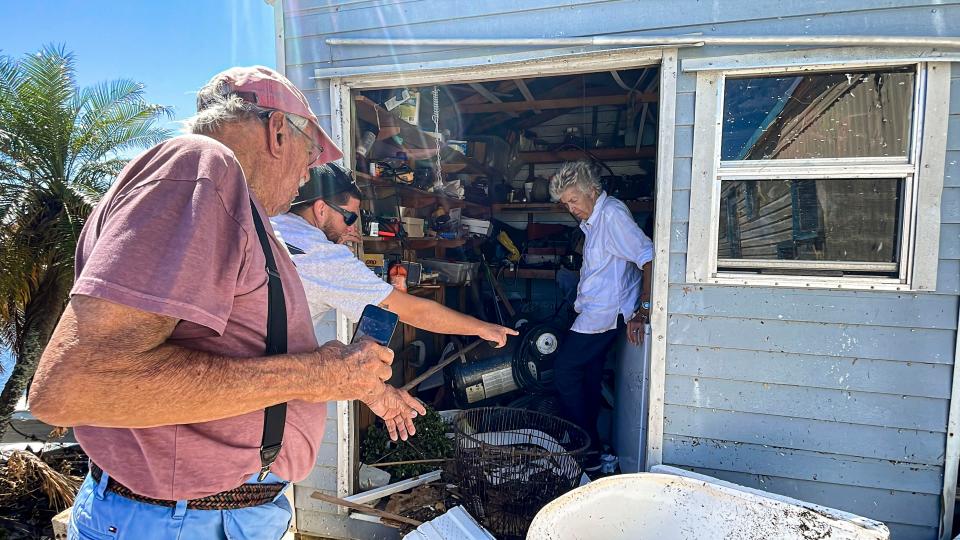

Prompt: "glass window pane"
[716,178,903,266]
[722,67,915,160]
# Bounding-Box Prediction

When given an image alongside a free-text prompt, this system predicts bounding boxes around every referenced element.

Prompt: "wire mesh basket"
[451,407,591,539]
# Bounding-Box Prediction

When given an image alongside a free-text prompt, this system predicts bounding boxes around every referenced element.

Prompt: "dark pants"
[553,328,619,452]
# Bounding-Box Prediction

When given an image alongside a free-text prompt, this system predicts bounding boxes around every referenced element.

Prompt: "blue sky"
[3,0,278,132]
[1,1,277,386]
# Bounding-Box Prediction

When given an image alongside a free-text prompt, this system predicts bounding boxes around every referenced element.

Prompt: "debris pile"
[0,445,86,539]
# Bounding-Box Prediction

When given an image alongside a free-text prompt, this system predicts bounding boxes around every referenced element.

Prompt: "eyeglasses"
[325,201,358,226]
[257,108,324,166]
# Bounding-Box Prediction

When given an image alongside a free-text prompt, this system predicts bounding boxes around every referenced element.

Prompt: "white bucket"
[528,467,889,540]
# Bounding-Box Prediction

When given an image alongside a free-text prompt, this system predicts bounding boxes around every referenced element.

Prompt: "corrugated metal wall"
[280,1,960,538]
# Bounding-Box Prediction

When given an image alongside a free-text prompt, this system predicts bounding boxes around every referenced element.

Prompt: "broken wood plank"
[344,470,443,505]
[310,490,423,527]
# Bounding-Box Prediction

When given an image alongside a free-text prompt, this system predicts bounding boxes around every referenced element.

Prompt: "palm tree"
[0,45,173,440]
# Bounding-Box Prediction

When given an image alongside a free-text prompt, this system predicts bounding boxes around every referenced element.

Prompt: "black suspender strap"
[284,242,306,255]
[249,198,288,481]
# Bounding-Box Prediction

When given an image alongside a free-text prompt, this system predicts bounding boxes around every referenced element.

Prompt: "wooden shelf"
[518,146,656,164]
[493,199,653,213]
[458,92,658,114]
[355,96,499,179]
[440,147,502,179]
[501,267,557,280]
[363,236,466,250]
[408,284,443,297]
[462,200,491,216]
[356,171,491,216]
[492,203,565,213]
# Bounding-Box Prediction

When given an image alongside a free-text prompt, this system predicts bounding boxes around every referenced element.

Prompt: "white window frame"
[685,55,951,291]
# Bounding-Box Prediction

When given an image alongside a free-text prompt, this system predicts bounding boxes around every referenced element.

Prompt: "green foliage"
[362,407,454,480]
[0,44,173,437]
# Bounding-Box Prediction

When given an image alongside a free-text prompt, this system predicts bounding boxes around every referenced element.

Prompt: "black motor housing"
[446,323,563,408]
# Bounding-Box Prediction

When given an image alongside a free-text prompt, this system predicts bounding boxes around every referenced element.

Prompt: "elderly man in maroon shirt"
[29,66,425,540]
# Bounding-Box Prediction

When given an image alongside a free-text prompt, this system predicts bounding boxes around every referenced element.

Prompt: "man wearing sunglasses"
[30,66,424,540]
[272,164,517,350]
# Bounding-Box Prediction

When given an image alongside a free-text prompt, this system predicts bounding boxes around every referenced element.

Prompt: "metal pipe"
[400,338,485,392]
[327,35,960,48]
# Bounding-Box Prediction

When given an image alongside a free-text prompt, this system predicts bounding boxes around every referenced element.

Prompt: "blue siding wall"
[282,2,960,538]
[663,57,958,540]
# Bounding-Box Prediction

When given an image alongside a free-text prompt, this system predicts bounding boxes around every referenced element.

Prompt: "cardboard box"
[362,253,385,268]
[362,253,387,281]
[401,216,425,238]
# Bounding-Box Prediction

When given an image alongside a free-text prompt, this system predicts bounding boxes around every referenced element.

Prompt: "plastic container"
[527,466,890,540]
[401,216,425,237]
[420,258,479,286]
[357,131,376,157]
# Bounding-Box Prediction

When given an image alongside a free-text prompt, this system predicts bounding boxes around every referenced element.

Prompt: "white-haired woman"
[550,160,654,471]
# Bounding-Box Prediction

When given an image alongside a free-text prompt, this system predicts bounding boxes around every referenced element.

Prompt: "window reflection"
[722,68,915,160]
[717,179,903,265]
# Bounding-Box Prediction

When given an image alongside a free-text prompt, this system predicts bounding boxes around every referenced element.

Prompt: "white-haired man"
[550,160,654,471]
[30,66,424,539]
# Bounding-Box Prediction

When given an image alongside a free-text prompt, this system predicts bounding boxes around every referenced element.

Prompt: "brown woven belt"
[89,463,285,510]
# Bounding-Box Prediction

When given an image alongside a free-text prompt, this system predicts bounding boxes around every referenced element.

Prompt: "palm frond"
[0,44,172,385]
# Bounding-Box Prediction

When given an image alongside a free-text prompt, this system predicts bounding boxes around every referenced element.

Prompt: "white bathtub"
[527,466,890,540]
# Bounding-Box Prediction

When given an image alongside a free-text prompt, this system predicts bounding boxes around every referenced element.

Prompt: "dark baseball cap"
[291,164,359,207]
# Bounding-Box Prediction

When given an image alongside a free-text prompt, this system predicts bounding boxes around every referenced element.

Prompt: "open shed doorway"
[331,56,668,526]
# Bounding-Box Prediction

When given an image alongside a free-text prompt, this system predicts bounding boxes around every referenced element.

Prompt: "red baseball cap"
[200,66,343,163]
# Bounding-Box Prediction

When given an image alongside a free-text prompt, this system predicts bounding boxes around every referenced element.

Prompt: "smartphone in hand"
[351,305,399,346]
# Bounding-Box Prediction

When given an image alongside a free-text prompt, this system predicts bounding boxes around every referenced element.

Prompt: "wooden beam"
[456,80,516,106]
[514,79,541,113]
[468,82,519,118]
[468,100,575,134]
[459,92,658,114]
[503,108,570,131]
[518,146,656,163]
[466,78,586,134]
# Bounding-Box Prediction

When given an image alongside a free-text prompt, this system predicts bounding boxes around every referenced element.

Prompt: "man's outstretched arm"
[381,289,517,347]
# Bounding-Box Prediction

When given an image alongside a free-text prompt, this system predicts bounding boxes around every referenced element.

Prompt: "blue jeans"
[68,469,292,540]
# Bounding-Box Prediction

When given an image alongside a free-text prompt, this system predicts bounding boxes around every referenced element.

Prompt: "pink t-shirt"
[71,135,325,500]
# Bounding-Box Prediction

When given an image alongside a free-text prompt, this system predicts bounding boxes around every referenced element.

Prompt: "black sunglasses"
[326,201,358,226]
